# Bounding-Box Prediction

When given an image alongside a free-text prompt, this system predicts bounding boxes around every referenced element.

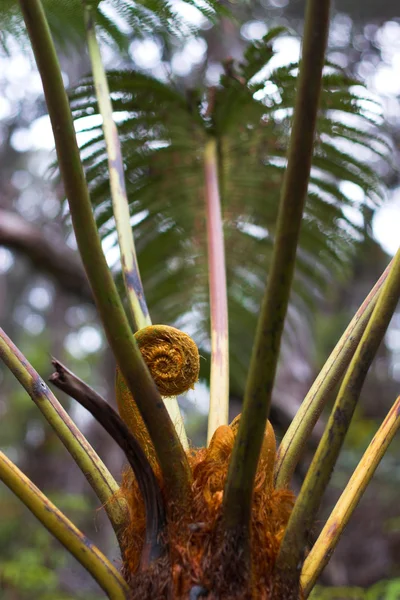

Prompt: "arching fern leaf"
[69,28,388,394]
[0,0,225,54]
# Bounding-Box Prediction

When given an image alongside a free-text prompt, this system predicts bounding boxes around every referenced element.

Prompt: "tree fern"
[2,2,399,597]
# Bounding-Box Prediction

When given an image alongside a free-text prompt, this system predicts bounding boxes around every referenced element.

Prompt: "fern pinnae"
[1,0,225,53]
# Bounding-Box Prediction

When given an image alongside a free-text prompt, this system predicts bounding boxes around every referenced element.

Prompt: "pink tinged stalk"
[205,138,229,443]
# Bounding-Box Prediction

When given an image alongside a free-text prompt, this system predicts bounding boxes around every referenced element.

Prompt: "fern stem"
[301,394,400,597]
[222,0,331,542]
[0,451,129,600]
[50,358,168,568]
[204,137,229,443]
[164,396,189,450]
[18,0,191,507]
[275,245,400,595]
[83,3,188,450]
[0,327,127,535]
[275,261,391,489]
[83,3,150,331]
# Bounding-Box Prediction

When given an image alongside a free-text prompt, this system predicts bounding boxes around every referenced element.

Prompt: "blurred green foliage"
[0,487,105,599]
[311,579,400,600]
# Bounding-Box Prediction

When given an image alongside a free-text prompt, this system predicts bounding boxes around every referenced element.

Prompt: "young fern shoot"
[205,137,230,443]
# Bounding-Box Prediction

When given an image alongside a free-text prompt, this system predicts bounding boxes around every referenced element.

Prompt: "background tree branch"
[0,208,92,300]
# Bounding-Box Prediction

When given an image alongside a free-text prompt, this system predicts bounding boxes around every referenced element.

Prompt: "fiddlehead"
[116,325,200,461]
[134,325,200,397]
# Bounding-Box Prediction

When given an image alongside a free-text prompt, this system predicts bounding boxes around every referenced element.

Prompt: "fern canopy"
[0,0,223,54]
[69,29,387,394]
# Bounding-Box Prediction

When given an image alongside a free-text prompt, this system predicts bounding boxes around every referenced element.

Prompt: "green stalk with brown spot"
[205,137,230,443]
[275,246,400,596]
[18,0,191,508]
[83,2,150,332]
[301,394,400,597]
[83,3,188,449]
[222,0,331,554]
[0,451,129,600]
[0,327,127,535]
[275,261,391,489]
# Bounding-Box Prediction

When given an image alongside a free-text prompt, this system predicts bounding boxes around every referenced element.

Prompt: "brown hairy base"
[124,555,172,599]
[111,424,296,599]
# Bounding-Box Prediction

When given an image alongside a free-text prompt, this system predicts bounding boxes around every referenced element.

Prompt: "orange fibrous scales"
[115,324,200,464]
[113,419,295,599]
[135,325,200,397]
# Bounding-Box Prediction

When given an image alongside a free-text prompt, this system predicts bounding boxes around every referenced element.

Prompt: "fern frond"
[67,41,387,394]
[0,0,226,53]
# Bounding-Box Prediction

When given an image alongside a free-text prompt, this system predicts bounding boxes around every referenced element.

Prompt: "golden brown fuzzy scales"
[115,325,200,462]
[114,420,296,599]
[134,325,200,397]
